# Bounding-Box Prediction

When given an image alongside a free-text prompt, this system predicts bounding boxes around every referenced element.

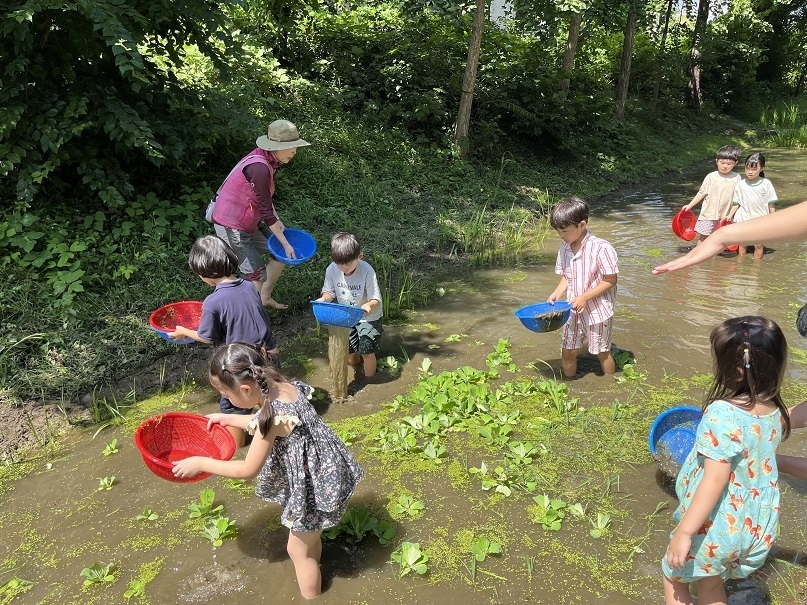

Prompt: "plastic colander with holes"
[134,412,236,483]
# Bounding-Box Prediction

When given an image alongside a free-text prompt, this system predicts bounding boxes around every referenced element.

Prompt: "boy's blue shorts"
[349,320,383,355]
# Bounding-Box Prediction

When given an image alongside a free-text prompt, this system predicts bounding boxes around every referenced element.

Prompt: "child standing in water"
[172,343,364,599]
[169,235,278,447]
[682,145,742,244]
[728,153,777,259]
[662,316,791,605]
[547,197,618,378]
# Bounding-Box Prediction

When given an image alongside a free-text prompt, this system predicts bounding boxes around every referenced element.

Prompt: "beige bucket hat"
[256,119,311,151]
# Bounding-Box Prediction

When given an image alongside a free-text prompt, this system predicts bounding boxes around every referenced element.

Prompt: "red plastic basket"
[715,218,740,253]
[149,301,203,344]
[671,208,697,241]
[134,412,236,483]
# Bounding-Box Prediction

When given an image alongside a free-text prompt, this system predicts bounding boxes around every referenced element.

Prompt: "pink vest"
[212,149,274,232]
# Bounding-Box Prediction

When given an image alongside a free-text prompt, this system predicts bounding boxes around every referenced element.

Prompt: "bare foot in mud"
[263,298,288,310]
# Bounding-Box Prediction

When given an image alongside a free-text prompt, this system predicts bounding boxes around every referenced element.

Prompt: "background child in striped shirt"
[547,197,619,378]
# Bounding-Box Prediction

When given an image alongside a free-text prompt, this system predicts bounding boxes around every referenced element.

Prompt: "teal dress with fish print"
[661,400,782,582]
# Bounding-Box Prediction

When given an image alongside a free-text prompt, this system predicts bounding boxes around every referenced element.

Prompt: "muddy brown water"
[4,150,807,604]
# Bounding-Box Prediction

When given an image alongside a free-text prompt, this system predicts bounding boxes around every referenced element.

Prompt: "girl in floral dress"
[172,343,364,599]
[662,316,791,605]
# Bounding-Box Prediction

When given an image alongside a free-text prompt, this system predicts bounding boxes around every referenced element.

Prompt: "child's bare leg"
[753,244,764,260]
[287,530,323,599]
[561,348,578,378]
[348,353,361,367]
[695,576,727,605]
[663,575,693,605]
[597,351,615,375]
[362,352,377,377]
[738,244,747,256]
[261,260,287,309]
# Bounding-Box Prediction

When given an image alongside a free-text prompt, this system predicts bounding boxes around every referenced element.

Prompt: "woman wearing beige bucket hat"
[210,119,310,309]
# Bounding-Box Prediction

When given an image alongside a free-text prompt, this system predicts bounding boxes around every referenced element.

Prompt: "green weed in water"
[530,494,567,531]
[391,542,429,578]
[392,495,425,518]
[589,512,612,538]
[80,561,116,587]
[0,577,33,603]
[101,438,119,458]
[97,476,115,490]
[134,507,159,522]
[200,516,237,547]
[187,488,224,519]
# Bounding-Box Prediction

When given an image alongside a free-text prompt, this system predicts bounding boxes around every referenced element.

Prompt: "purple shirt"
[197,278,275,348]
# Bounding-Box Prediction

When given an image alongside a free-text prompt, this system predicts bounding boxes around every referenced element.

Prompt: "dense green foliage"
[1,0,806,402]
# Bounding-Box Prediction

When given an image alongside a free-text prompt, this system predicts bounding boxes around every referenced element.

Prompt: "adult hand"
[652,239,725,274]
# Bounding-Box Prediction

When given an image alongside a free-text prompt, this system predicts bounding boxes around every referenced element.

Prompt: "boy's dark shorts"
[349,320,383,355]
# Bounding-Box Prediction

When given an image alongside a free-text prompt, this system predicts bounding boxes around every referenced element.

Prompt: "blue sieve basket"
[648,406,702,466]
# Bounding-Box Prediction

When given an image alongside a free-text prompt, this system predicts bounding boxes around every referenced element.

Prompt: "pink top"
[212,148,277,232]
[555,230,618,325]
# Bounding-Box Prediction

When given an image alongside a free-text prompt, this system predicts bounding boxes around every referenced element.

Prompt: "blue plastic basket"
[267,228,317,266]
[648,406,703,476]
[311,301,365,328]
[514,302,573,333]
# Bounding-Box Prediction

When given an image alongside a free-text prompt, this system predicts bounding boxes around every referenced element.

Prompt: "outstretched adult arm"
[653,200,807,274]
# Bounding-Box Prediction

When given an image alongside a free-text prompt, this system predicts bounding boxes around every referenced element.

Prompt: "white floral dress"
[250,381,364,532]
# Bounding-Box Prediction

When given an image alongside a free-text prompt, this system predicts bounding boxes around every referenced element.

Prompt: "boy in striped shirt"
[547,197,619,378]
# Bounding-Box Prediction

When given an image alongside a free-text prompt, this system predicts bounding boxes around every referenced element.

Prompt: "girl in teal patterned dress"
[172,343,364,600]
[662,316,791,605]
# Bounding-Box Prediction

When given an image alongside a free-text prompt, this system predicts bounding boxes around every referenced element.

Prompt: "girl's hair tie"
[743,345,751,369]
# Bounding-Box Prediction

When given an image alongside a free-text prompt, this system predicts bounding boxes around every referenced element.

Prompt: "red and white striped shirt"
[555,231,618,325]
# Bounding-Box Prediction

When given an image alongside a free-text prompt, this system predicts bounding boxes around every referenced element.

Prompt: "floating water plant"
[470,537,502,562]
[81,562,116,587]
[97,476,116,490]
[102,438,119,458]
[188,488,224,519]
[335,427,357,446]
[392,495,425,518]
[531,494,567,531]
[485,338,517,375]
[324,508,384,543]
[135,507,159,522]
[444,333,467,343]
[124,579,146,600]
[0,577,33,601]
[391,542,429,578]
[589,513,612,538]
[420,440,447,463]
[200,516,237,547]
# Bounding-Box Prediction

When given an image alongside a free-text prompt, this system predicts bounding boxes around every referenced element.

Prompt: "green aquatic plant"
[418,358,433,376]
[323,509,397,545]
[124,578,146,600]
[81,561,116,587]
[485,338,517,376]
[188,488,224,519]
[444,333,467,343]
[0,576,33,603]
[420,439,447,463]
[470,536,502,562]
[392,495,425,518]
[589,512,612,538]
[568,503,587,518]
[469,461,528,497]
[200,516,237,547]
[505,441,539,465]
[97,476,116,490]
[101,438,119,458]
[134,507,159,522]
[334,427,357,446]
[391,542,429,578]
[531,494,567,531]
[377,355,402,374]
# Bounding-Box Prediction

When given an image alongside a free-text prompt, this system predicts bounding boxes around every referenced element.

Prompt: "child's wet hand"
[665,530,692,569]
[167,326,185,338]
[205,413,229,429]
[570,296,586,312]
[172,457,203,478]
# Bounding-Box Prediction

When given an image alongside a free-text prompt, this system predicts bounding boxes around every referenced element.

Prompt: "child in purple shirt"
[170,235,278,446]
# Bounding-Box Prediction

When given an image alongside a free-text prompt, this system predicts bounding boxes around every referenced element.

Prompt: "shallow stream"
[4,150,807,604]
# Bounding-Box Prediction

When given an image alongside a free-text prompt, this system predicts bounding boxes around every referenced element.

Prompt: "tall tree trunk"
[651,0,674,111]
[614,8,637,121]
[559,12,583,98]
[454,0,487,159]
[685,0,709,109]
